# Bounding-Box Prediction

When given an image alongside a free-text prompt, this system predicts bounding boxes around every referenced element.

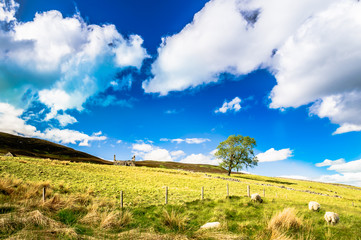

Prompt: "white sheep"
[200,222,221,229]
[251,193,263,203]
[324,212,339,225]
[308,201,320,211]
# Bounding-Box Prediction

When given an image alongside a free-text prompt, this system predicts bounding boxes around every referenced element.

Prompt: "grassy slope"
[0,132,111,165]
[1,156,361,239]
[135,160,232,174]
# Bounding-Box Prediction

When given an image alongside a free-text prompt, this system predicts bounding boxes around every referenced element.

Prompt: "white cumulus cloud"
[215,97,241,113]
[131,142,172,162]
[316,158,361,186]
[0,102,106,146]
[0,0,18,22]
[143,0,361,134]
[315,158,345,167]
[269,1,361,134]
[143,0,336,95]
[170,150,186,159]
[180,152,221,166]
[0,3,148,124]
[256,148,293,162]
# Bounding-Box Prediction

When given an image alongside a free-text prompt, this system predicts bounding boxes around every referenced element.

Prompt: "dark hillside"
[0,132,111,164]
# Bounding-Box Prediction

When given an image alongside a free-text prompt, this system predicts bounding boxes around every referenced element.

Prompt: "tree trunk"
[228,158,232,176]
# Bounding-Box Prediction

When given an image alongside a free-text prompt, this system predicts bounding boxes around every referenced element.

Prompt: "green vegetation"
[216,135,258,176]
[1,155,361,239]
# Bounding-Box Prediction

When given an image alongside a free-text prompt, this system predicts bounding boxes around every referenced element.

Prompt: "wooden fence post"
[227,183,229,197]
[165,186,168,204]
[263,188,265,197]
[114,155,116,161]
[201,187,204,200]
[247,185,250,197]
[42,187,46,202]
[120,191,123,209]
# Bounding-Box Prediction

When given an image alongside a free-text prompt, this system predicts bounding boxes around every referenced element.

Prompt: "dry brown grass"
[41,194,66,211]
[0,176,21,195]
[25,210,61,228]
[162,209,188,231]
[100,210,133,229]
[0,210,63,235]
[268,208,302,232]
[5,227,77,240]
[80,209,102,226]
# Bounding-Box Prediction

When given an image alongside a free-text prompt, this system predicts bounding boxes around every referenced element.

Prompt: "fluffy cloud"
[0,0,148,144]
[170,150,186,159]
[143,0,361,134]
[315,158,345,167]
[0,0,18,22]
[161,138,210,144]
[143,0,336,95]
[144,149,172,162]
[269,1,361,134]
[215,97,241,113]
[316,158,361,186]
[0,102,105,146]
[180,152,221,166]
[131,142,172,162]
[256,148,293,162]
[55,113,78,127]
[0,3,148,124]
[132,143,153,152]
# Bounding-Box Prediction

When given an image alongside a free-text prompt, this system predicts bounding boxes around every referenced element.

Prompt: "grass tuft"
[268,208,302,232]
[100,210,133,230]
[162,209,188,231]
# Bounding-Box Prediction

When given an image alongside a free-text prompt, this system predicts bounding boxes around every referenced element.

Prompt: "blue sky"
[1,0,361,186]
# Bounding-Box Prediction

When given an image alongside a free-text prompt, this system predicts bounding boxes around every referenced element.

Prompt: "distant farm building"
[113,155,135,166]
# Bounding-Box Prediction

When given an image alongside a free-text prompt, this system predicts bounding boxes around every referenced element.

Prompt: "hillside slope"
[135,160,231,174]
[0,132,111,164]
[0,156,361,239]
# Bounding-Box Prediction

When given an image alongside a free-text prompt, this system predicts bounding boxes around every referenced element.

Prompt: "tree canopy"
[215,135,258,176]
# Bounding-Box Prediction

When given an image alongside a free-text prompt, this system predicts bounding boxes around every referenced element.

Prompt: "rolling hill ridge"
[0,132,111,165]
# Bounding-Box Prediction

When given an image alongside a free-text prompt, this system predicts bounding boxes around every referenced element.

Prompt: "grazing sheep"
[324,212,339,225]
[200,222,221,229]
[308,201,320,211]
[251,193,263,203]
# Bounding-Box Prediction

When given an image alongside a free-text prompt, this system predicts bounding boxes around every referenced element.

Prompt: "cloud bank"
[143,0,361,134]
[0,102,105,146]
[0,0,148,145]
[316,158,361,187]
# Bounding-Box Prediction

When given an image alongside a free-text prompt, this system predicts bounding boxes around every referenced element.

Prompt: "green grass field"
[1,156,361,239]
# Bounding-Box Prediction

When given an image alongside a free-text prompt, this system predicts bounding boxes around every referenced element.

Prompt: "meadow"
[0,156,361,239]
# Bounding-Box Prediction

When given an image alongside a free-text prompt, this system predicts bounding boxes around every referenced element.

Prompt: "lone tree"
[215,135,258,176]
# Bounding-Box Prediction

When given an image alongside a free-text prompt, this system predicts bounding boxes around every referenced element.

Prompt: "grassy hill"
[135,160,233,174]
[1,155,361,239]
[0,132,111,165]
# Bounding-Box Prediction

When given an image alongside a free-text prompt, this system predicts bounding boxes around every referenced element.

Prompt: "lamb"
[324,212,339,225]
[251,193,263,203]
[308,201,320,211]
